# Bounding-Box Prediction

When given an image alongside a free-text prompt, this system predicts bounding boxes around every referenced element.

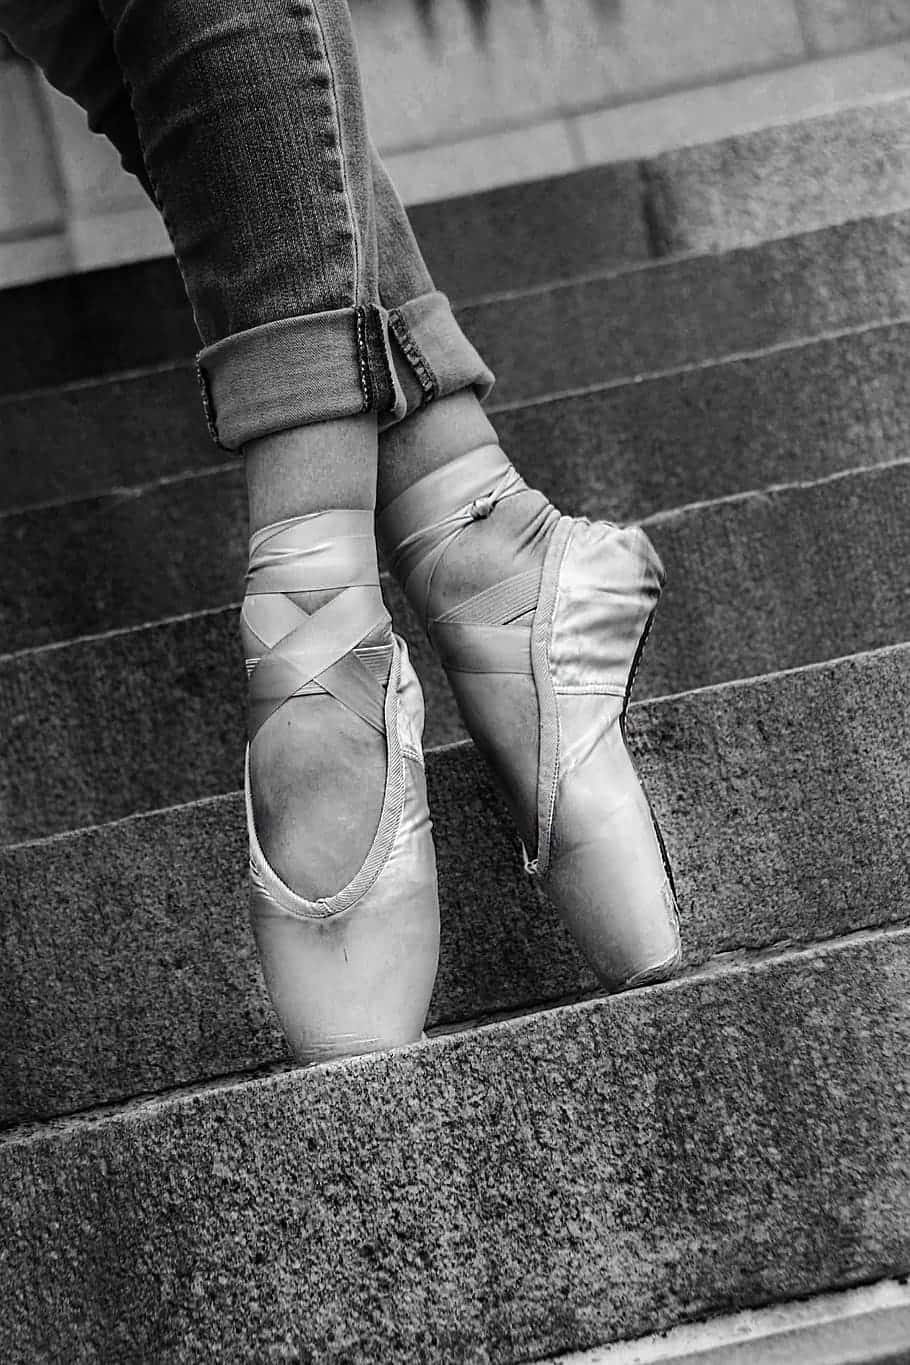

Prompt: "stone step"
[3,463,908,845]
[5,209,910,513]
[457,210,910,412]
[5,96,910,398]
[2,926,908,1362]
[2,643,907,1125]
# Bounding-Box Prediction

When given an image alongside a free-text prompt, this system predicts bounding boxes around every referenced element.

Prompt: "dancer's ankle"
[245,412,378,529]
[377,389,497,510]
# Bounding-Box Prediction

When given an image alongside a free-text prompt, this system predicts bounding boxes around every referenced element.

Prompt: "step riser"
[458,213,910,409]
[3,931,908,1363]
[3,646,907,1125]
[647,98,910,257]
[3,317,908,518]
[3,465,908,844]
[0,367,219,512]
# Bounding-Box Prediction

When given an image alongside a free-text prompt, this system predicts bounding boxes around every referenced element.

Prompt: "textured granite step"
[645,94,910,258]
[3,462,908,844]
[457,210,910,412]
[5,96,910,398]
[2,643,908,1125]
[6,317,910,628]
[6,208,910,514]
[3,927,909,1363]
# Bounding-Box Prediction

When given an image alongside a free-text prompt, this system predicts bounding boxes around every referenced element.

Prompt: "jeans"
[0,0,495,448]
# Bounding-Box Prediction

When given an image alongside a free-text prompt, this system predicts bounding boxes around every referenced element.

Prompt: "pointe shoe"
[378,448,681,992]
[242,511,440,1065]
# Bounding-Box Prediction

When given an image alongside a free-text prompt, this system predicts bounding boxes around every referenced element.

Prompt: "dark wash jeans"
[1,0,494,448]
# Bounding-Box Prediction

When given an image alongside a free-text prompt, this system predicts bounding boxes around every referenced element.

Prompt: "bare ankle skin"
[378,389,497,510]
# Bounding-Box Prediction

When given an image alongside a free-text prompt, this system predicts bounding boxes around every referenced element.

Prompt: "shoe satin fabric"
[378,449,681,992]
[242,511,439,1064]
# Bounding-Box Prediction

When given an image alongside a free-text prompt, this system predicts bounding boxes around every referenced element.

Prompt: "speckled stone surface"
[6,325,910,648]
[409,161,650,305]
[2,930,909,1363]
[647,98,910,256]
[496,320,910,524]
[638,461,910,696]
[2,644,908,1125]
[457,211,910,408]
[0,364,217,512]
[3,462,909,842]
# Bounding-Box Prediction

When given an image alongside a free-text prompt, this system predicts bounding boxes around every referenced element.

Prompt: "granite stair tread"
[2,927,909,1362]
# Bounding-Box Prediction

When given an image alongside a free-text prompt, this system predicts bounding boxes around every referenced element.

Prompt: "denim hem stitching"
[389,309,438,402]
[195,359,227,449]
[354,306,373,411]
[368,305,397,413]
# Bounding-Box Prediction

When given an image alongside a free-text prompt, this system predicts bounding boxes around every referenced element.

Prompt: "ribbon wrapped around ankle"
[242,511,392,744]
[377,444,538,627]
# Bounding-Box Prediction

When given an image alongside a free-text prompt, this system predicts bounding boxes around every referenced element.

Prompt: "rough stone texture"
[496,321,910,525]
[1,466,250,647]
[0,257,198,398]
[538,1290,910,1365]
[646,98,910,257]
[7,325,910,640]
[408,160,650,303]
[3,463,909,842]
[638,461,910,697]
[457,211,910,408]
[2,931,909,1363]
[2,645,908,1124]
[801,1,910,56]
[0,365,216,511]
[0,576,457,844]
[0,163,648,397]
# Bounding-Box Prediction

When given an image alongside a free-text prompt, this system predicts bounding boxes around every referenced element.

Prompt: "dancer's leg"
[3,0,679,992]
[3,0,440,1059]
[1,0,494,464]
[367,149,682,991]
[87,0,397,903]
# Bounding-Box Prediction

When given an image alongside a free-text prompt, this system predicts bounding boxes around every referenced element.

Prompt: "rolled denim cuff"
[197,303,404,450]
[380,290,495,431]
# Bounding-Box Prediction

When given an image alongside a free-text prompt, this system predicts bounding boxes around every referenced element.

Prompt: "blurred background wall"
[2,0,910,287]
